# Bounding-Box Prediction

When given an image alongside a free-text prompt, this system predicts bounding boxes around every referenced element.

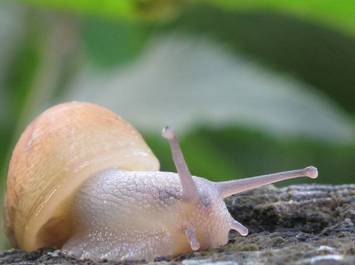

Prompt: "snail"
[4,102,318,262]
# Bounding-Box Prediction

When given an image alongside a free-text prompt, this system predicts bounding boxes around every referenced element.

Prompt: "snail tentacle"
[185,226,200,251]
[162,126,200,202]
[230,219,248,236]
[216,166,318,199]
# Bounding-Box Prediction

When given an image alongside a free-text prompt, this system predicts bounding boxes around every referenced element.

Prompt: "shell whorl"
[5,102,159,251]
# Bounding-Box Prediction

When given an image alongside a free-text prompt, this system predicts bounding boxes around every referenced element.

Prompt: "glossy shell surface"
[5,102,159,251]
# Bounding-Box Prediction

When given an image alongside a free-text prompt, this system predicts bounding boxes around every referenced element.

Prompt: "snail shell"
[5,102,159,251]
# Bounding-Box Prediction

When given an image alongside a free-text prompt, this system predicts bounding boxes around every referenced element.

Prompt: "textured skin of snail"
[63,170,230,261]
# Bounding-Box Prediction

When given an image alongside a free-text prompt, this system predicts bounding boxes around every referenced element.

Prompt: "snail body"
[64,170,229,261]
[5,102,318,261]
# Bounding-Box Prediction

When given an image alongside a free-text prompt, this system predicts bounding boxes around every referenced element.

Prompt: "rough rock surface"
[1,184,354,265]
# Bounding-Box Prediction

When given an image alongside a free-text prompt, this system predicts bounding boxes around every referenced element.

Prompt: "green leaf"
[67,34,354,143]
[22,0,134,18]
[207,0,355,37]
[80,17,151,68]
[19,0,186,20]
[172,7,355,114]
[17,0,355,38]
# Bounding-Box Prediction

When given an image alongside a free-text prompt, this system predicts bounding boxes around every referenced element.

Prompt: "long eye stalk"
[217,166,318,199]
[162,127,200,202]
[162,127,318,239]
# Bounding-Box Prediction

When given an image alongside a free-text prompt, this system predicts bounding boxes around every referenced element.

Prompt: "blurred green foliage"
[21,0,187,19]
[0,0,355,250]
[19,0,355,38]
[172,7,355,114]
[81,18,151,68]
[210,0,355,36]
[147,126,355,185]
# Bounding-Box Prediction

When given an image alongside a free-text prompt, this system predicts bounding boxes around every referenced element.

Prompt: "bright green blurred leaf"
[19,0,186,20]
[207,0,355,37]
[21,0,134,18]
[16,0,355,38]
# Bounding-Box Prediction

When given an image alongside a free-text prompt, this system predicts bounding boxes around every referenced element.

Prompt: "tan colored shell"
[5,102,159,251]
